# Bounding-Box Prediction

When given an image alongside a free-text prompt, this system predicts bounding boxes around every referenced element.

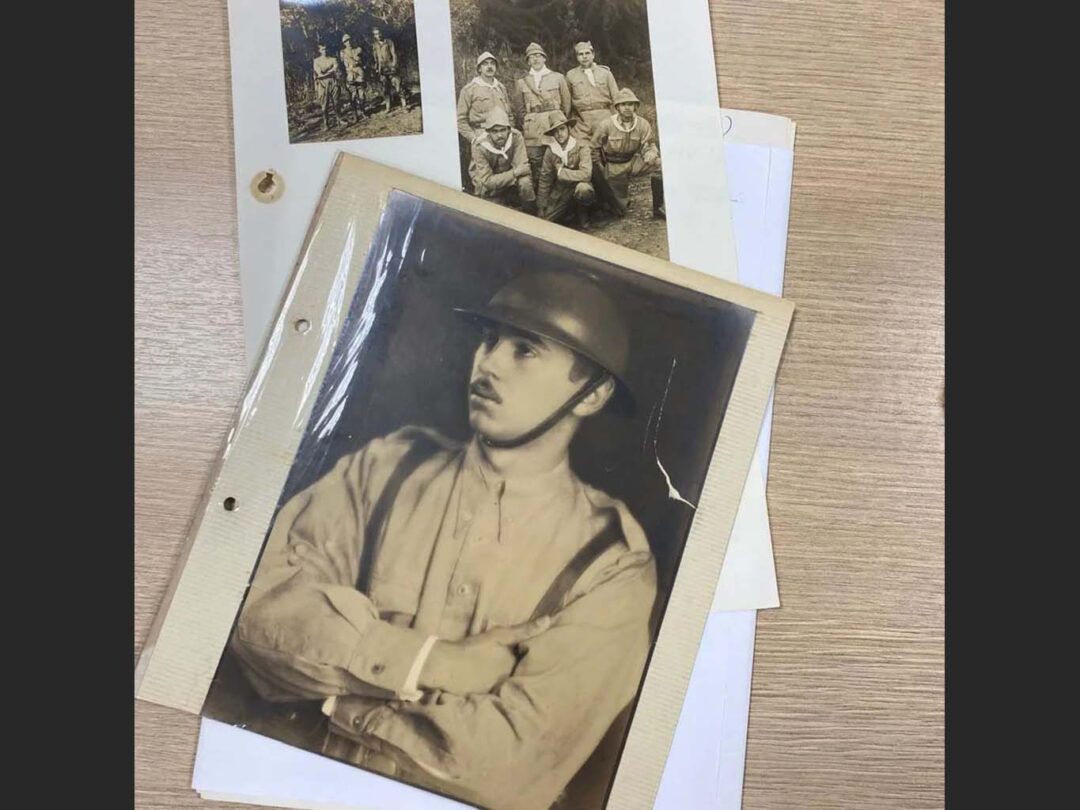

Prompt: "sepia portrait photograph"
[279,0,422,144]
[200,186,756,809]
[450,0,667,258]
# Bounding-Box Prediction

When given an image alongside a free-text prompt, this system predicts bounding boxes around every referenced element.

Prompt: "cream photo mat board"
[136,155,793,809]
[226,0,780,610]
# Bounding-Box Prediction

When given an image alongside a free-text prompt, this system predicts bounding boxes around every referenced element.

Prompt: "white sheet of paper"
[193,110,796,810]
[223,0,780,611]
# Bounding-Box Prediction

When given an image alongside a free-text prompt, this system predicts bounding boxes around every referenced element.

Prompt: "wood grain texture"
[134,1,944,808]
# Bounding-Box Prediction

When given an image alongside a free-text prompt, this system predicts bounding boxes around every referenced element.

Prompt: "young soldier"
[312,43,341,131]
[565,41,620,145]
[339,33,366,124]
[538,110,596,230]
[456,51,513,190]
[591,88,663,218]
[512,42,571,190]
[468,108,537,214]
[229,271,658,810]
[371,27,406,113]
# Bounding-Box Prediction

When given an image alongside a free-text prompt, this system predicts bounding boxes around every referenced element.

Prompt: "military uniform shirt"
[456,77,513,142]
[340,44,364,83]
[372,38,397,73]
[231,426,657,810]
[593,113,659,164]
[513,71,572,146]
[469,129,530,195]
[565,65,619,113]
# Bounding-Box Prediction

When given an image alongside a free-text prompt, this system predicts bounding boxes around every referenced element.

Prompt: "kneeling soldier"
[538,110,595,230]
[592,88,663,218]
[469,108,537,214]
[229,271,658,810]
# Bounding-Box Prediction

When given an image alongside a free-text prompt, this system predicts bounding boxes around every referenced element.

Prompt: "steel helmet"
[455,270,634,416]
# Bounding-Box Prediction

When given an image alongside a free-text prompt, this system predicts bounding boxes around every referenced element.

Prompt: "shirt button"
[457,583,472,596]
[462,510,474,523]
[352,715,364,729]
[371,662,385,675]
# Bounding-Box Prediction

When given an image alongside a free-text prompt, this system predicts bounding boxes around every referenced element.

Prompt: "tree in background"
[449,0,653,92]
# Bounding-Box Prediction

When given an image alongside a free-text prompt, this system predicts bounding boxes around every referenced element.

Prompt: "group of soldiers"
[311,27,408,131]
[457,40,663,230]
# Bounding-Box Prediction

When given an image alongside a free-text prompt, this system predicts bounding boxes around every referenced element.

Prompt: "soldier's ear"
[573,376,615,418]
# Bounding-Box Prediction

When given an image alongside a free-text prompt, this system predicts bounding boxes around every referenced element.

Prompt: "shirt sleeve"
[468,143,500,195]
[640,119,660,164]
[335,551,658,810]
[537,149,555,210]
[559,76,572,116]
[606,69,620,98]
[230,440,434,703]
[591,118,610,152]
[559,146,592,184]
[456,88,480,142]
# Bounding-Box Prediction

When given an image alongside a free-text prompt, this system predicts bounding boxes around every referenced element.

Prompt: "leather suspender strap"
[356,436,441,594]
[531,511,624,620]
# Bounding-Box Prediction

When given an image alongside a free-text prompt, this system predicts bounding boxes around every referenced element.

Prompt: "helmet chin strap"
[480,371,609,450]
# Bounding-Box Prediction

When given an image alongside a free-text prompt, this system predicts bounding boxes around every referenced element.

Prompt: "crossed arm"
[230,442,657,808]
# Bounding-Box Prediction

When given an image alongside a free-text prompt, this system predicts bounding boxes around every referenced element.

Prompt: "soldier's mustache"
[470,378,502,403]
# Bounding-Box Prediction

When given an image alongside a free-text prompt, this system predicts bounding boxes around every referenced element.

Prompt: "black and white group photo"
[279,0,422,144]
[451,0,667,257]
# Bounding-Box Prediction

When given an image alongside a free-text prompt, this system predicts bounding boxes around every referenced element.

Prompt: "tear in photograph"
[450,0,667,257]
[201,186,757,809]
[280,0,422,143]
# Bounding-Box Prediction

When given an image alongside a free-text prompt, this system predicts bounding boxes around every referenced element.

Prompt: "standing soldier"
[468,108,537,214]
[565,41,620,146]
[313,43,342,131]
[513,42,571,191]
[538,110,595,231]
[339,33,366,124]
[371,27,406,113]
[591,88,663,219]
[457,52,513,190]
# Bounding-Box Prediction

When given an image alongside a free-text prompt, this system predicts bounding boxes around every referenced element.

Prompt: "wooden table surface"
[135,1,944,808]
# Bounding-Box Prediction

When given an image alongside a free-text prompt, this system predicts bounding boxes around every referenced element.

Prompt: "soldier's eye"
[514,341,536,359]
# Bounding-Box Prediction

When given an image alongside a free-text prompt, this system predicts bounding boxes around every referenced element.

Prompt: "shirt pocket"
[540,87,562,109]
[472,94,493,118]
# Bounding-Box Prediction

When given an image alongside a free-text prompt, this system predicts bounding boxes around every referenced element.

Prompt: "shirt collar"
[471,76,504,90]
[480,136,513,158]
[529,66,551,87]
[611,114,638,133]
[463,436,574,500]
[548,135,577,164]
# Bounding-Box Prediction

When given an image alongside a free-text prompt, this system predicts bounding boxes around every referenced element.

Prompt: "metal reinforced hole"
[294,318,311,334]
[250,170,285,203]
[223,497,238,512]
